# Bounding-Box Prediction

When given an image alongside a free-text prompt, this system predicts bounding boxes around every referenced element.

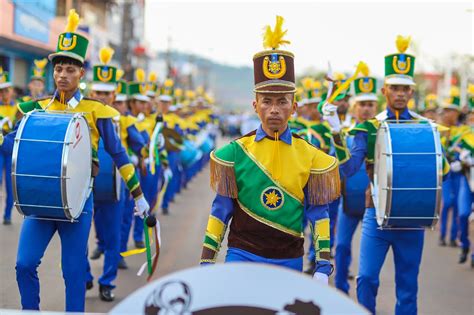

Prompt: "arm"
[332,131,367,178]
[126,124,148,158]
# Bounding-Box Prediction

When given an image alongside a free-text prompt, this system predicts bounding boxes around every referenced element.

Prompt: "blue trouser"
[120,189,135,253]
[440,171,461,241]
[458,174,472,251]
[1,150,13,220]
[134,165,160,242]
[335,205,362,294]
[225,247,303,272]
[357,208,424,315]
[162,151,179,210]
[16,195,93,312]
[86,187,125,288]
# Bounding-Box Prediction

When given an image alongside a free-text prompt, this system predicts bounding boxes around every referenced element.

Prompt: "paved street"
[0,145,473,314]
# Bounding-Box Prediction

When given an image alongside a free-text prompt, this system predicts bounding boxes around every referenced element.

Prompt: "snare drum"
[12,111,92,220]
[373,121,442,228]
[93,139,121,202]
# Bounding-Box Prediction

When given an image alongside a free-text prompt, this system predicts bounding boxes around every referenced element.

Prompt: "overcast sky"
[145,0,473,77]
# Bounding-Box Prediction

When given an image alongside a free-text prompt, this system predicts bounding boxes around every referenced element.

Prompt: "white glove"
[134,195,150,218]
[130,155,139,166]
[450,160,462,173]
[459,149,471,165]
[322,103,341,133]
[313,272,329,285]
[163,167,173,182]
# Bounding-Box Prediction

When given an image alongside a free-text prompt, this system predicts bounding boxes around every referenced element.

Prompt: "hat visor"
[158,95,173,102]
[384,76,415,86]
[440,104,461,111]
[115,94,128,102]
[168,105,177,112]
[91,83,116,92]
[0,82,12,89]
[146,91,156,97]
[132,94,150,102]
[355,94,378,102]
[48,51,84,64]
[254,83,296,94]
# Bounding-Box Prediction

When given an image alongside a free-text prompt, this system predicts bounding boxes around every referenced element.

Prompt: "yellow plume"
[196,86,205,95]
[175,88,183,97]
[396,35,411,53]
[0,67,3,73]
[334,72,346,81]
[311,80,322,90]
[263,15,291,50]
[34,58,48,70]
[301,77,313,90]
[450,86,460,97]
[135,68,145,82]
[426,93,437,101]
[164,79,174,88]
[148,71,157,82]
[65,9,80,33]
[116,69,124,80]
[99,47,114,65]
[186,90,196,99]
[356,61,370,77]
[467,83,474,95]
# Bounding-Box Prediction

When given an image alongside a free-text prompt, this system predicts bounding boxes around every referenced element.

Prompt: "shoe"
[3,218,11,225]
[99,285,115,302]
[86,281,93,290]
[90,247,103,260]
[162,208,169,215]
[348,271,355,280]
[135,240,145,249]
[438,238,447,246]
[459,248,469,264]
[118,258,128,270]
[304,261,316,275]
[449,240,458,248]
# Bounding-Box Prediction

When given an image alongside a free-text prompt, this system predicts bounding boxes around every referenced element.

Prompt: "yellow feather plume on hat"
[116,69,124,80]
[65,9,80,33]
[263,15,291,50]
[301,77,313,90]
[311,80,322,90]
[468,83,474,95]
[99,47,114,65]
[396,35,411,53]
[148,71,157,82]
[196,86,205,96]
[186,90,196,100]
[135,68,145,83]
[164,79,174,88]
[356,61,370,77]
[450,86,460,97]
[425,93,437,101]
[34,58,48,70]
[334,72,346,81]
[175,88,183,97]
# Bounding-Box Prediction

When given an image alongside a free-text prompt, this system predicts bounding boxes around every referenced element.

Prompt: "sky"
[145,0,473,77]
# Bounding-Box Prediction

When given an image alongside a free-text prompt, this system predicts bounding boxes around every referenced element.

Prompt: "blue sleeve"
[126,124,147,157]
[340,131,368,178]
[97,118,130,168]
[1,124,18,155]
[210,194,235,224]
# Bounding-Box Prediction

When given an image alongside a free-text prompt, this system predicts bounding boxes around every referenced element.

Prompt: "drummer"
[1,10,150,312]
[334,70,377,294]
[19,59,48,103]
[200,16,339,284]
[323,36,449,314]
[0,67,16,225]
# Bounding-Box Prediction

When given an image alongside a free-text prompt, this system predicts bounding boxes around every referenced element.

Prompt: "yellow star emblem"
[264,190,281,207]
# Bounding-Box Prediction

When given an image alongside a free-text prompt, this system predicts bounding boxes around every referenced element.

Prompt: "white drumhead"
[373,124,390,225]
[111,263,368,314]
[63,115,91,219]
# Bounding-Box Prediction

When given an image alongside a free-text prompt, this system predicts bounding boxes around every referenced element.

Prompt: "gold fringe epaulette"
[210,151,238,198]
[307,158,341,205]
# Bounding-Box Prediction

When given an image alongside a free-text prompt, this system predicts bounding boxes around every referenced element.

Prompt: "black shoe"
[459,248,469,264]
[439,238,447,246]
[3,218,11,225]
[449,240,458,248]
[99,285,115,302]
[90,247,103,260]
[86,281,93,290]
[304,261,316,275]
[162,208,169,215]
[348,271,355,280]
[118,258,128,270]
[135,240,145,249]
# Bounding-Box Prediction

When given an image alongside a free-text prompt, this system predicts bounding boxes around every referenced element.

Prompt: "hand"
[322,103,341,133]
[313,272,329,285]
[134,195,150,218]
[163,168,173,182]
[459,149,471,165]
[130,154,139,166]
[450,160,462,173]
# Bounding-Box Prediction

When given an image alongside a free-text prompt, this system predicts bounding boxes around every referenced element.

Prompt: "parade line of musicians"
[0,11,473,315]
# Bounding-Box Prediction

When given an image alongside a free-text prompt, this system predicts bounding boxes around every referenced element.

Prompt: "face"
[144,101,153,115]
[112,100,128,115]
[423,109,438,121]
[441,108,460,126]
[130,99,147,115]
[355,100,377,122]
[158,100,171,114]
[53,63,84,93]
[335,95,350,115]
[382,84,414,111]
[90,90,115,105]
[467,112,474,127]
[28,79,45,96]
[0,87,13,103]
[253,93,296,134]
[296,105,307,117]
[305,102,321,121]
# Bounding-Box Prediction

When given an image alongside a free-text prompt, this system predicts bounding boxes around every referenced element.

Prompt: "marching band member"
[19,58,48,103]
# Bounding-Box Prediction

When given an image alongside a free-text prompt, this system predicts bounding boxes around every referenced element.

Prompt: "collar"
[386,107,411,120]
[255,124,292,145]
[53,89,83,109]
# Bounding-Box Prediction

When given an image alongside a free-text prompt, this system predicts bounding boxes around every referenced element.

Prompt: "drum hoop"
[431,121,443,227]
[11,113,32,216]
[383,121,394,227]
